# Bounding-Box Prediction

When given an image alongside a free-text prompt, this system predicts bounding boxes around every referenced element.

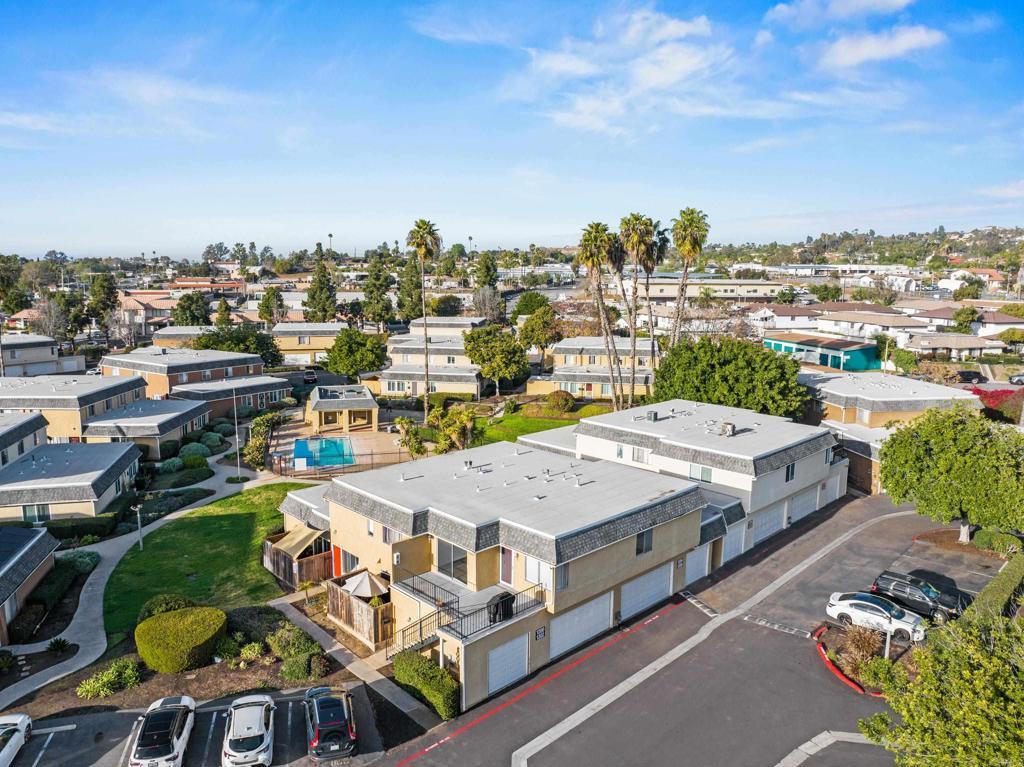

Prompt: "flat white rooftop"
[797,370,979,404]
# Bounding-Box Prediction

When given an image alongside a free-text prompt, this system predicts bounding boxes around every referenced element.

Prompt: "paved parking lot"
[13,685,380,767]
[806,741,892,767]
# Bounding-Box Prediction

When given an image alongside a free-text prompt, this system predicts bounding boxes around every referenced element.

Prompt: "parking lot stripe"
[119,720,139,767]
[30,732,53,767]
[742,615,812,639]
[202,710,218,764]
[34,724,77,735]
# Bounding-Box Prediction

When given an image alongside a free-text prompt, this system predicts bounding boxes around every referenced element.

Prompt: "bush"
[47,637,70,654]
[309,653,331,679]
[78,534,100,546]
[181,455,208,470]
[179,442,212,459]
[135,444,150,461]
[8,604,45,643]
[115,522,135,536]
[231,405,257,419]
[181,431,202,445]
[215,634,240,659]
[839,626,882,679]
[393,650,460,719]
[59,550,100,574]
[266,622,320,659]
[213,423,235,437]
[859,656,898,691]
[226,606,285,643]
[199,432,223,448]
[973,529,1021,557]
[43,515,116,540]
[137,593,197,625]
[211,417,232,427]
[28,559,78,611]
[239,641,265,662]
[280,654,315,681]
[160,457,184,474]
[545,389,575,413]
[281,396,298,407]
[135,607,227,673]
[964,552,1024,619]
[159,440,180,460]
[76,658,140,699]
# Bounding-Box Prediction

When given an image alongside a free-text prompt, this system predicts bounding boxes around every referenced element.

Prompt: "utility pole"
[132,503,143,551]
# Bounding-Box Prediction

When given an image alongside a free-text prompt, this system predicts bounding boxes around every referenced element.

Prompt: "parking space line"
[34,724,76,735]
[202,710,218,765]
[30,732,53,767]
[742,615,812,639]
[119,720,139,767]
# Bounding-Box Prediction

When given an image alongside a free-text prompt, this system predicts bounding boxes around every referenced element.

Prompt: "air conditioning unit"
[393,552,401,566]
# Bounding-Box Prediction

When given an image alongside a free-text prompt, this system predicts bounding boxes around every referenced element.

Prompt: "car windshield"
[919,582,940,599]
[316,697,347,727]
[890,605,906,620]
[228,734,264,752]
[134,710,178,758]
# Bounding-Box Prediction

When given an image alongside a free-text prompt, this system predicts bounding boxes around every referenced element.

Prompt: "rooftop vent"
[720,422,736,437]
[160,347,167,354]
[463,460,473,471]
[646,410,658,422]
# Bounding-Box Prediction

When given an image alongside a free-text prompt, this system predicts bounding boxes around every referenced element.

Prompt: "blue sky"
[1,1,1022,259]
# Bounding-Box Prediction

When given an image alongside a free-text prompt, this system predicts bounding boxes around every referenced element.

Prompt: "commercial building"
[170,375,292,418]
[305,385,379,434]
[763,332,880,371]
[0,527,60,645]
[525,336,655,399]
[80,398,210,458]
[100,347,265,398]
[0,335,84,377]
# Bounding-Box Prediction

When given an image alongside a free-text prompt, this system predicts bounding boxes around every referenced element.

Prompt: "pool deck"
[272,411,410,473]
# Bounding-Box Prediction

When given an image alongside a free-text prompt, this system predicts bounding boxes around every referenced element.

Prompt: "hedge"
[43,514,117,540]
[159,439,179,460]
[973,529,1021,558]
[178,442,212,459]
[393,650,460,719]
[160,457,184,474]
[59,550,100,574]
[226,606,285,643]
[137,593,197,625]
[135,607,227,673]
[181,455,208,470]
[158,467,214,488]
[964,552,1024,619]
[545,390,575,413]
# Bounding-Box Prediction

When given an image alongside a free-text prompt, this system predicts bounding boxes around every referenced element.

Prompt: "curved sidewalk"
[0,446,301,712]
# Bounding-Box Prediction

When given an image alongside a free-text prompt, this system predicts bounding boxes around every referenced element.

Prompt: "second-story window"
[226,367,233,377]
[635,528,653,555]
[298,336,309,345]
[587,355,597,365]
[825,448,833,465]
[555,564,569,591]
[179,373,188,383]
[524,556,553,589]
[631,446,648,464]
[689,465,712,483]
[366,519,374,537]
[564,355,576,365]
[785,463,796,482]
[446,356,456,365]
[615,443,624,459]
[88,404,96,416]
[202,369,212,381]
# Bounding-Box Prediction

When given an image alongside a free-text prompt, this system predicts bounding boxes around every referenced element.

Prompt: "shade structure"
[342,570,389,598]
[272,525,322,559]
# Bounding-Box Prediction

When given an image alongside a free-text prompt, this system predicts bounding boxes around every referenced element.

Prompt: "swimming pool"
[293,437,355,468]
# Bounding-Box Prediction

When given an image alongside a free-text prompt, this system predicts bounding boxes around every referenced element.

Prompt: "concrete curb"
[812,625,885,699]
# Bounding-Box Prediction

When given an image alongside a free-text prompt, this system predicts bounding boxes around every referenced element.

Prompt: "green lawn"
[474,413,576,445]
[104,482,312,637]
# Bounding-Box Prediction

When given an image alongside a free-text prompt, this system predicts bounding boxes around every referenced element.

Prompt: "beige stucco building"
[100,347,265,399]
[304,385,379,434]
[525,336,654,399]
[271,322,349,366]
[81,398,210,459]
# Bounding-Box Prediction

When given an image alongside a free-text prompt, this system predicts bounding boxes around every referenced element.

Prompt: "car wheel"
[932,610,949,625]
[894,629,910,642]
[24,723,31,741]
[837,613,852,627]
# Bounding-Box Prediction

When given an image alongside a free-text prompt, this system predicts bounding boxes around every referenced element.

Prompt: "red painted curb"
[816,640,866,694]
[812,624,828,640]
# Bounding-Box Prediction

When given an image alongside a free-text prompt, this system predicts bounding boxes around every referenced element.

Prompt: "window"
[785,463,796,482]
[446,356,456,365]
[386,380,404,393]
[16,442,23,456]
[8,349,17,360]
[689,465,712,483]
[382,526,395,544]
[22,504,50,523]
[298,336,310,345]
[631,446,648,464]
[115,477,123,495]
[436,540,468,584]
[564,355,576,365]
[825,448,833,465]
[178,373,188,383]
[587,355,597,365]
[247,365,254,375]
[635,528,653,555]
[615,444,624,459]
[88,404,96,416]
[226,367,233,377]
[341,550,359,573]
[118,393,126,406]
[637,357,646,367]
[600,383,613,395]
[366,519,374,537]
[524,555,553,589]
[555,564,569,592]
[0,449,6,466]
[856,408,869,425]
[202,369,212,381]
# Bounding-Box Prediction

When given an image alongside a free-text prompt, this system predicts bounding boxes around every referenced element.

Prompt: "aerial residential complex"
[526,336,655,399]
[99,347,265,398]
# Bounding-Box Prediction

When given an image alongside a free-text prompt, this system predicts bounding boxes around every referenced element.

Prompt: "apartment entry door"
[500,547,513,585]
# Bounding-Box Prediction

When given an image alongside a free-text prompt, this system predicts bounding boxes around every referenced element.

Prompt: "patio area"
[270,414,414,477]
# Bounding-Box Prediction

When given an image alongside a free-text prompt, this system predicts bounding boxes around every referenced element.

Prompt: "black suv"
[956,370,987,384]
[870,571,963,624]
[303,687,357,763]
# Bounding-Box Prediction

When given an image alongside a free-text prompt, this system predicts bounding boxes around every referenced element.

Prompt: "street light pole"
[132,504,143,551]
[233,386,242,479]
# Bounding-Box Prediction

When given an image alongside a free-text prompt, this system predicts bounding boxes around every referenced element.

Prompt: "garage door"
[620,563,672,619]
[751,503,785,544]
[487,633,529,695]
[788,488,818,524]
[283,353,309,366]
[722,524,745,563]
[824,476,842,505]
[684,544,709,586]
[549,592,612,659]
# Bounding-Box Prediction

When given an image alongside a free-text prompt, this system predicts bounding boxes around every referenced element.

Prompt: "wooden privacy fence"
[326,572,395,651]
[261,535,332,590]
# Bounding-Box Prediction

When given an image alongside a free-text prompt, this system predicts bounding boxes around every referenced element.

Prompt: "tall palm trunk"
[610,271,630,406]
[626,269,640,409]
[645,272,657,364]
[669,260,691,347]
[419,257,430,424]
[592,273,621,411]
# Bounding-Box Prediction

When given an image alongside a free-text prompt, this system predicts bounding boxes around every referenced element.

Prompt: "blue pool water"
[293,437,355,467]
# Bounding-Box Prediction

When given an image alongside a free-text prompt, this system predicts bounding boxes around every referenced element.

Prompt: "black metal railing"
[386,608,453,658]
[443,584,546,641]
[391,565,461,610]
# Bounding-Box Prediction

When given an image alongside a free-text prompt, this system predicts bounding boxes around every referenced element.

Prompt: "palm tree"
[642,222,669,364]
[669,208,710,347]
[619,213,655,409]
[406,219,442,423]
[577,223,622,410]
[604,234,627,402]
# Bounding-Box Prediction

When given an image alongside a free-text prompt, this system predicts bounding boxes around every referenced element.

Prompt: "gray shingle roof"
[0,334,56,350]
[170,375,292,401]
[81,399,209,438]
[542,366,654,384]
[797,371,981,413]
[0,442,140,505]
[0,375,147,410]
[0,528,59,605]
[279,484,330,531]
[0,413,47,454]
[101,347,263,374]
[378,365,481,383]
[271,322,349,336]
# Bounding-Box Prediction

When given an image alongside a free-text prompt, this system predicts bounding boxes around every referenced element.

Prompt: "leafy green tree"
[891,348,918,373]
[171,291,210,326]
[214,297,232,328]
[427,406,479,453]
[449,243,467,261]
[653,337,807,417]
[880,407,1024,542]
[774,286,797,304]
[510,291,549,323]
[87,273,119,342]
[188,325,283,367]
[807,282,840,301]
[998,302,1024,320]
[303,258,337,322]
[436,252,457,277]
[519,304,562,370]
[0,284,31,316]
[323,328,386,378]
[257,286,287,326]
[429,295,462,316]
[998,327,1024,346]
[407,219,442,423]
[953,276,984,301]
[54,291,88,347]
[669,208,709,346]
[951,306,979,333]
[464,326,528,395]
[0,254,23,300]
[362,252,394,331]
[396,257,423,323]
[859,616,1024,767]
[474,251,498,289]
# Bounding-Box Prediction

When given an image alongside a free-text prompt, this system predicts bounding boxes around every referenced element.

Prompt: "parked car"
[870,571,963,625]
[303,369,318,384]
[129,696,196,767]
[85,367,102,376]
[222,695,275,767]
[956,370,987,384]
[303,687,357,763]
[0,715,31,767]
[825,592,926,642]
[1009,373,1024,386]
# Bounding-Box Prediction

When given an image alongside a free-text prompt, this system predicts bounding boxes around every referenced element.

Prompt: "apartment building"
[271,322,349,366]
[0,375,147,442]
[364,334,481,398]
[525,336,654,399]
[0,335,84,377]
[0,413,47,467]
[0,526,60,645]
[798,370,980,493]
[81,398,210,458]
[170,376,292,418]
[904,333,1005,360]
[100,347,265,398]
[815,311,930,348]
[407,316,488,334]
[747,304,822,334]
[151,326,213,349]
[763,332,880,371]
[634,276,785,304]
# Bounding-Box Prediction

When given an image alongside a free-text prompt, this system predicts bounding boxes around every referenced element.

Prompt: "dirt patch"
[296,597,373,660]
[30,574,89,642]
[915,529,1007,561]
[0,645,79,693]
[365,683,426,750]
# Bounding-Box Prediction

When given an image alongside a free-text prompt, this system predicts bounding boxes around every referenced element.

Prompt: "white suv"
[129,696,195,767]
[222,695,276,767]
[825,592,926,642]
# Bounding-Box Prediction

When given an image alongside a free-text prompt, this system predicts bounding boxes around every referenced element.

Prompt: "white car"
[826,592,926,642]
[129,696,196,767]
[0,714,31,767]
[222,695,275,767]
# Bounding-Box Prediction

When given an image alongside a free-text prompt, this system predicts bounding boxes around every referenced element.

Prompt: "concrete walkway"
[0,438,291,711]
[270,592,439,730]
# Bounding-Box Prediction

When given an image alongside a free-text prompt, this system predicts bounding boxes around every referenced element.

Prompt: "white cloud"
[618,10,712,45]
[730,136,790,153]
[819,25,946,70]
[80,68,253,108]
[753,29,774,48]
[765,0,913,27]
[979,180,1024,199]
[827,0,914,19]
[409,3,516,45]
[528,50,598,78]
[0,111,66,132]
[949,12,1000,35]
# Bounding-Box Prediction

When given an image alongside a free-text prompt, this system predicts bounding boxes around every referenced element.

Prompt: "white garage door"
[722,524,745,563]
[751,503,785,544]
[788,488,818,523]
[487,633,529,695]
[549,592,612,659]
[684,544,709,586]
[620,563,672,619]
[824,476,842,505]
[283,353,309,366]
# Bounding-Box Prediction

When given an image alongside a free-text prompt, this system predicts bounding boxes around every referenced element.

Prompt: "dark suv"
[956,370,987,384]
[870,571,963,624]
[303,687,357,763]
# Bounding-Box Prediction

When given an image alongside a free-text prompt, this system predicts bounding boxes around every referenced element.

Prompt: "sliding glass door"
[436,539,468,584]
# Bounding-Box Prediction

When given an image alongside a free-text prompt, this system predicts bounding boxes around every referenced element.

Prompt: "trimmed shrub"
[231,405,257,420]
[159,440,179,460]
[8,604,45,643]
[43,515,116,540]
[226,606,285,643]
[964,552,1024,619]
[211,417,231,427]
[47,637,70,654]
[199,432,223,448]
[181,454,208,470]
[215,634,240,659]
[309,653,331,679]
[160,457,184,475]
[179,442,212,459]
[280,654,313,681]
[973,529,1021,557]
[266,622,320,659]
[137,593,197,625]
[213,423,235,437]
[59,550,100,574]
[115,522,135,536]
[76,658,140,699]
[281,396,298,407]
[159,467,214,488]
[393,650,460,719]
[135,444,150,461]
[28,559,78,611]
[136,607,227,673]
[239,641,265,662]
[181,431,202,445]
[545,389,575,413]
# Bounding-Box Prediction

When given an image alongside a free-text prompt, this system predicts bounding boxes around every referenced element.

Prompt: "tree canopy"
[519,305,562,369]
[464,325,528,395]
[953,276,984,301]
[429,294,462,317]
[214,298,232,328]
[362,252,394,330]
[653,337,807,417]
[171,290,209,326]
[323,328,386,378]
[396,257,423,322]
[809,282,842,302]
[188,325,282,367]
[951,306,979,333]
[510,291,549,323]
[774,286,797,304]
[257,286,287,325]
[303,259,337,322]
[474,251,498,289]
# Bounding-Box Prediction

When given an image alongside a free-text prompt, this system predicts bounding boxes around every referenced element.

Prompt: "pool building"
[763,332,880,372]
[304,385,379,435]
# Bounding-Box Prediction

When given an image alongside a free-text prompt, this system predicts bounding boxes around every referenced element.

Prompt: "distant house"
[151,326,213,349]
[0,527,60,645]
[7,309,41,331]
[953,268,1006,290]
[815,311,930,348]
[763,332,879,371]
[0,335,84,377]
[747,304,821,334]
[905,333,1005,360]
[892,299,962,317]
[974,311,1024,338]
[809,301,901,315]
